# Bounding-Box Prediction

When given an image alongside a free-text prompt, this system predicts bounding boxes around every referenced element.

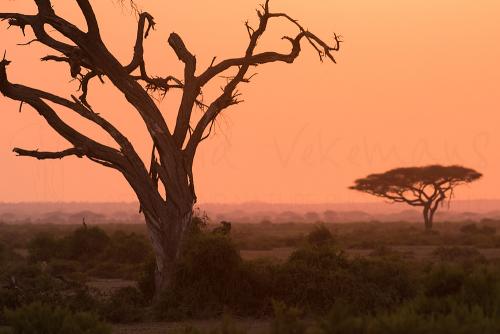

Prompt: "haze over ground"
[0,0,498,203]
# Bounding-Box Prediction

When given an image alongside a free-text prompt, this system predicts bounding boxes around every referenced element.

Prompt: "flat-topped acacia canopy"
[350,165,482,230]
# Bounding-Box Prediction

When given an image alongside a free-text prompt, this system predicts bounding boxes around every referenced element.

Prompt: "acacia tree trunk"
[423,205,433,231]
[145,206,193,298]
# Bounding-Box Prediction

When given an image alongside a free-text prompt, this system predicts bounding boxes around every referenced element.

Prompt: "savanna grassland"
[1,218,500,333]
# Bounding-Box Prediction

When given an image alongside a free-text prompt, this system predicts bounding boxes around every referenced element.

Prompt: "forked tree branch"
[184,1,341,158]
[75,0,101,37]
[0,58,127,171]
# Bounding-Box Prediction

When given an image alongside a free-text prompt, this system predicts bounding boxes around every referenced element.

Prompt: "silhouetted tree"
[0,0,341,297]
[349,165,482,231]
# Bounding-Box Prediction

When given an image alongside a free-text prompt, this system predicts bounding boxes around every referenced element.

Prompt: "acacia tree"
[349,165,482,231]
[0,0,341,295]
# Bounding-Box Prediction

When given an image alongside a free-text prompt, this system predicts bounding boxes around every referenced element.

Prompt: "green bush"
[104,232,152,264]
[28,233,62,262]
[432,246,486,263]
[270,301,307,334]
[272,245,415,314]
[424,265,465,298]
[101,287,145,323]
[47,259,81,278]
[461,266,500,316]
[28,226,112,263]
[460,223,496,236]
[4,302,110,334]
[0,261,95,314]
[316,303,500,334]
[137,256,156,302]
[62,226,111,261]
[156,232,269,318]
[307,224,334,246]
[0,242,5,265]
[417,264,500,316]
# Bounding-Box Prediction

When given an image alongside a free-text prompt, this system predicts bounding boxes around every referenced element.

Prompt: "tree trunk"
[423,205,433,232]
[145,204,193,301]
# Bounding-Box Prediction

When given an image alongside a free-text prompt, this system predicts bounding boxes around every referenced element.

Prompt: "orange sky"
[0,0,499,203]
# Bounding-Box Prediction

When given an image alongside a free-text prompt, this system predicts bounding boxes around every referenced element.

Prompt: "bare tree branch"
[0,58,125,172]
[13,147,85,159]
[184,1,340,158]
[75,0,101,37]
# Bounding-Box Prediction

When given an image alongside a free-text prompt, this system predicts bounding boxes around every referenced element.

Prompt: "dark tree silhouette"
[0,0,341,296]
[349,165,482,231]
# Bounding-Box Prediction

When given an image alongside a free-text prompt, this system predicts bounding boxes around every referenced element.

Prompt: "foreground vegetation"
[0,218,499,333]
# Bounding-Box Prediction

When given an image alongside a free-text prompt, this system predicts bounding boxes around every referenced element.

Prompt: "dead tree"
[350,165,482,231]
[0,0,341,296]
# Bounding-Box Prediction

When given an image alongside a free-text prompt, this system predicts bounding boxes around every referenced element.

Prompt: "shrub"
[271,246,350,313]
[460,223,496,236]
[104,232,152,264]
[4,302,110,334]
[212,221,232,236]
[270,301,307,334]
[0,242,5,265]
[156,232,242,318]
[101,287,145,323]
[28,233,61,262]
[369,246,413,259]
[62,226,110,261]
[48,259,80,277]
[273,245,414,314]
[156,232,269,318]
[461,266,500,316]
[348,258,416,311]
[317,303,500,334]
[307,224,334,246]
[432,247,485,263]
[424,265,465,298]
[0,263,64,307]
[137,256,156,302]
[0,261,95,313]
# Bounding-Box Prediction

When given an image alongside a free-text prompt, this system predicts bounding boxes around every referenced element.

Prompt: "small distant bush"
[273,244,415,314]
[4,302,110,334]
[424,265,465,298]
[460,223,496,236]
[101,287,145,323]
[63,226,111,261]
[461,266,500,316]
[104,232,152,264]
[27,226,112,264]
[212,221,232,236]
[270,301,307,334]
[307,224,334,246]
[137,256,156,302]
[0,242,6,265]
[432,246,486,263]
[369,245,413,259]
[28,233,61,262]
